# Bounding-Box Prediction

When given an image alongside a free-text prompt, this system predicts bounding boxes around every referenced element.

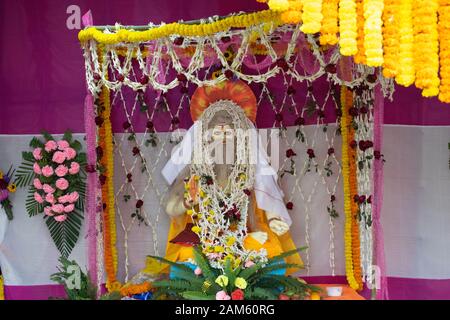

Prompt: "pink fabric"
[4,284,107,300]
[373,85,388,300]
[83,93,98,292]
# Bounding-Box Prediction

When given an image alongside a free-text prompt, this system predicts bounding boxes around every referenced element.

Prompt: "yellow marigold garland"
[439,0,450,103]
[0,275,4,300]
[412,0,440,97]
[339,0,358,56]
[120,282,152,297]
[268,0,290,11]
[320,0,339,45]
[395,0,415,87]
[300,0,323,34]
[354,0,366,64]
[382,0,400,78]
[362,0,384,67]
[347,110,363,291]
[79,10,281,44]
[340,86,360,290]
[98,48,120,292]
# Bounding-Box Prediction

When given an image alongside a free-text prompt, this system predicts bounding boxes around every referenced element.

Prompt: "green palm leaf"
[25,187,44,217]
[45,210,83,258]
[245,287,278,300]
[181,291,215,300]
[15,152,35,188]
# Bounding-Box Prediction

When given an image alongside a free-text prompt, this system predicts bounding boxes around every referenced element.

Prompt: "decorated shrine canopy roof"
[78,1,450,104]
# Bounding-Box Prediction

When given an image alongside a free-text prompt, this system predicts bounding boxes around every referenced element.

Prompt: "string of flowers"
[395,0,415,87]
[340,86,360,290]
[382,0,399,78]
[439,0,450,103]
[79,10,280,44]
[320,0,339,45]
[97,49,120,292]
[120,282,152,297]
[363,0,384,67]
[339,0,358,56]
[0,275,4,300]
[354,0,366,64]
[412,0,440,97]
[300,0,323,34]
[280,0,302,24]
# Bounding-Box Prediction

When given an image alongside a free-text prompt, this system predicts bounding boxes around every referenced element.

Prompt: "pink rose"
[69,162,80,175]
[58,195,69,203]
[45,193,55,204]
[33,148,43,160]
[41,165,54,177]
[57,140,70,150]
[216,291,231,300]
[44,206,54,216]
[34,192,44,204]
[51,204,64,213]
[52,151,66,164]
[43,184,55,194]
[55,165,68,177]
[64,204,75,213]
[64,148,77,160]
[68,191,79,203]
[194,267,202,276]
[56,178,69,190]
[33,163,42,175]
[45,140,58,152]
[244,260,255,268]
[54,214,67,222]
[33,178,43,190]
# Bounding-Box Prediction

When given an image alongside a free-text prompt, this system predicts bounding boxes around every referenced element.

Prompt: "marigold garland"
[79,10,280,44]
[300,0,323,34]
[353,0,365,64]
[120,282,152,297]
[320,0,339,45]
[382,0,400,78]
[339,0,358,56]
[340,86,360,290]
[0,275,4,300]
[412,0,440,97]
[98,48,120,292]
[438,0,450,103]
[347,100,363,291]
[395,0,415,87]
[363,0,384,67]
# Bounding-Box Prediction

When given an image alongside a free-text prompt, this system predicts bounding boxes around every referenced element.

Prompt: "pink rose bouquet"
[16,131,87,257]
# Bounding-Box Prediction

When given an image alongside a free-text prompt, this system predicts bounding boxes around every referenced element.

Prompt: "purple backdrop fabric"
[0,0,449,135]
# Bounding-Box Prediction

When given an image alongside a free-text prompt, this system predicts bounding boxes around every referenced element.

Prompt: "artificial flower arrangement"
[50,256,120,300]
[16,131,86,257]
[0,167,16,220]
[148,246,321,300]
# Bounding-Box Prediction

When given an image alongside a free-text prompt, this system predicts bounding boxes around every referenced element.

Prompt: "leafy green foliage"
[50,256,120,300]
[25,187,44,217]
[46,210,83,258]
[15,152,35,188]
[149,245,320,300]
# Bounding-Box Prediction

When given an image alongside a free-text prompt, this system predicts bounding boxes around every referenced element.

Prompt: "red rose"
[330,195,336,202]
[132,147,140,156]
[117,74,125,82]
[176,73,187,82]
[173,37,184,46]
[243,189,251,196]
[231,289,245,300]
[374,150,381,159]
[307,148,315,158]
[278,294,290,300]
[224,70,234,79]
[295,117,305,126]
[140,75,149,85]
[350,140,357,149]
[136,200,144,208]
[286,149,297,158]
[327,147,335,155]
[286,202,294,210]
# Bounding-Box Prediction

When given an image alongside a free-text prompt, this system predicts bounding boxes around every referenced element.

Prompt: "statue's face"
[209,111,234,144]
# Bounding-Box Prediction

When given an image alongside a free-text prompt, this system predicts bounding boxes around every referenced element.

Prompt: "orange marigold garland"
[412,0,440,97]
[382,0,400,78]
[395,0,415,87]
[363,0,384,67]
[439,0,450,103]
[339,0,358,56]
[120,282,153,297]
[340,86,360,290]
[354,0,366,64]
[0,275,4,300]
[98,48,120,292]
[320,0,339,45]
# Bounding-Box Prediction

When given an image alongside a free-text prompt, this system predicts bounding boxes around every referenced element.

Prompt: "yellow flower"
[214,246,224,253]
[199,189,206,198]
[226,237,236,246]
[235,277,248,290]
[268,0,290,11]
[7,183,16,193]
[186,209,194,216]
[300,0,323,34]
[339,0,358,56]
[192,226,201,234]
[215,275,229,287]
[203,198,211,206]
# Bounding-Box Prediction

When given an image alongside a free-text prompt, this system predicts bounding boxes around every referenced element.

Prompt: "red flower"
[132,147,140,156]
[123,121,131,130]
[286,149,297,158]
[95,116,104,126]
[275,113,283,122]
[295,117,305,126]
[374,150,381,159]
[173,37,184,46]
[243,189,251,196]
[231,289,245,300]
[359,195,366,203]
[221,36,231,43]
[180,86,189,94]
[126,173,133,182]
[278,294,290,300]
[325,64,336,74]
[96,146,104,159]
[286,202,294,210]
[287,86,296,95]
[171,117,180,125]
[140,75,149,85]
[350,140,357,149]
[93,73,101,81]
[224,70,234,79]
[367,195,372,204]
[330,195,336,202]
[327,147,335,155]
[136,200,144,208]
[99,175,107,185]
[360,107,368,114]
[176,73,187,82]
[349,107,359,117]
[353,194,360,203]
[276,58,289,72]
[117,74,125,82]
[307,148,315,158]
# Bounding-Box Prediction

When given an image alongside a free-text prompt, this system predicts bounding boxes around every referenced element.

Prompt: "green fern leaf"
[45,210,83,258]
[181,291,215,300]
[25,187,44,217]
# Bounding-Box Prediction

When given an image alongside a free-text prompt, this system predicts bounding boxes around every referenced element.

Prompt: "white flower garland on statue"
[189,100,268,269]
